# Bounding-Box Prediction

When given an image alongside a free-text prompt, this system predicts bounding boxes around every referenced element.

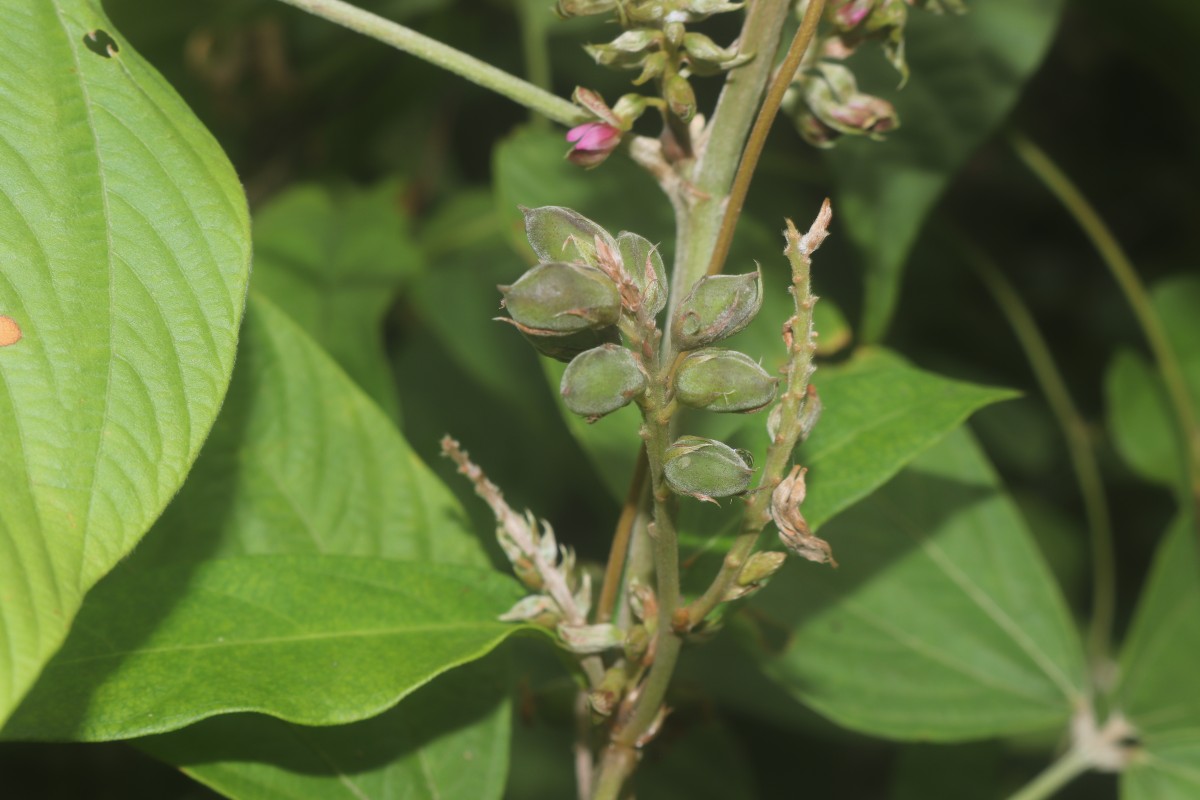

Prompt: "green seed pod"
[555,0,617,17]
[674,348,777,412]
[523,326,620,363]
[664,73,697,121]
[737,551,786,587]
[671,270,762,350]
[561,344,647,420]
[501,261,621,335]
[663,435,753,501]
[616,231,667,315]
[522,206,616,267]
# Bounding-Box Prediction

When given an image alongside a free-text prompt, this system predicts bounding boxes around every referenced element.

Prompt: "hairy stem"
[273,0,586,127]
[686,202,832,625]
[590,7,802,796]
[962,235,1116,671]
[706,0,827,278]
[662,0,793,324]
[1010,129,1200,529]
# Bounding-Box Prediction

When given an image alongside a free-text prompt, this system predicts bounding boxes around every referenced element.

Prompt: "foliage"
[1,0,1197,798]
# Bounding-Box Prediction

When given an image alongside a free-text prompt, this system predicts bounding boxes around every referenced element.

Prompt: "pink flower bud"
[833,0,874,29]
[565,121,622,168]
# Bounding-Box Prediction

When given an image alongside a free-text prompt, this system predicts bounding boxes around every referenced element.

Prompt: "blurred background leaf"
[251,181,423,419]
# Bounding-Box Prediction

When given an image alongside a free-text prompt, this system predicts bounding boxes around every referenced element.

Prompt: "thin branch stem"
[598,451,649,623]
[705,0,826,278]
[1009,129,1200,528]
[686,202,832,625]
[961,234,1116,670]
[273,0,586,127]
[1005,749,1091,800]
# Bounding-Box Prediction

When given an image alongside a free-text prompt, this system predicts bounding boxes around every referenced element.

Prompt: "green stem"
[592,4,802,796]
[687,206,831,625]
[620,0,795,631]
[591,373,685,800]
[272,0,586,127]
[962,235,1116,671]
[1009,130,1200,528]
[662,0,793,325]
[705,0,826,278]
[1005,749,1091,800]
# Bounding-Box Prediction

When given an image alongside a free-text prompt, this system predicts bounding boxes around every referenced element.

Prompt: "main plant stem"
[272,0,586,127]
[706,0,827,278]
[593,4,826,797]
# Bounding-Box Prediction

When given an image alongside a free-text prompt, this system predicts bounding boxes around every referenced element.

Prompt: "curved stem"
[1005,749,1091,800]
[1009,130,1200,528]
[961,234,1116,670]
[705,0,827,278]
[687,204,831,625]
[273,0,586,127]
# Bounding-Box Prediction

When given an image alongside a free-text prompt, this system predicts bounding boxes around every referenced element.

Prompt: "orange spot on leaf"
[0,316,22,347]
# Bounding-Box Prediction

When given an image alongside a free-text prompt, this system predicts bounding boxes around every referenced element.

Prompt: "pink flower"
[566,121,622,168]
[834,0,873,28]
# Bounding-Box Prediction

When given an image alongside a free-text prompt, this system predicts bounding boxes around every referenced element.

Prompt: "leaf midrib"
[54,621,509,667]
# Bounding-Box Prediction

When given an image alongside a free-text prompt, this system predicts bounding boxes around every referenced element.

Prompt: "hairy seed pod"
[561,344,647,420]
[522,206,615,267]
[674,348,777,412]
[556,0,617,16]
[664,73,697,122]
[663,435,753,501]
[522,326,620,363]
[501,261,620,335]
[671,271,762,350]
[616,231,667,315]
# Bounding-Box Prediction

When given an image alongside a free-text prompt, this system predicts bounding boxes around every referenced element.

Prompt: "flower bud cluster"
[786,0,965,147]
[558,0,750,167]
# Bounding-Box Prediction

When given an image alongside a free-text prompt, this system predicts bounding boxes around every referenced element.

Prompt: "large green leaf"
[1122,733,1200,800]
[1117,517,1200,799]
[796,349,1018,530]
[252,182,421,420]
[751,428,1088,740]
[109,294,501,797]
[126,294,487,569]
[830,0,1064,341]
[0,1,251,724]
[2,556,527,741]
[1105,275,1200,491]
[137,654,513,800]
[702,348,1017,532]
